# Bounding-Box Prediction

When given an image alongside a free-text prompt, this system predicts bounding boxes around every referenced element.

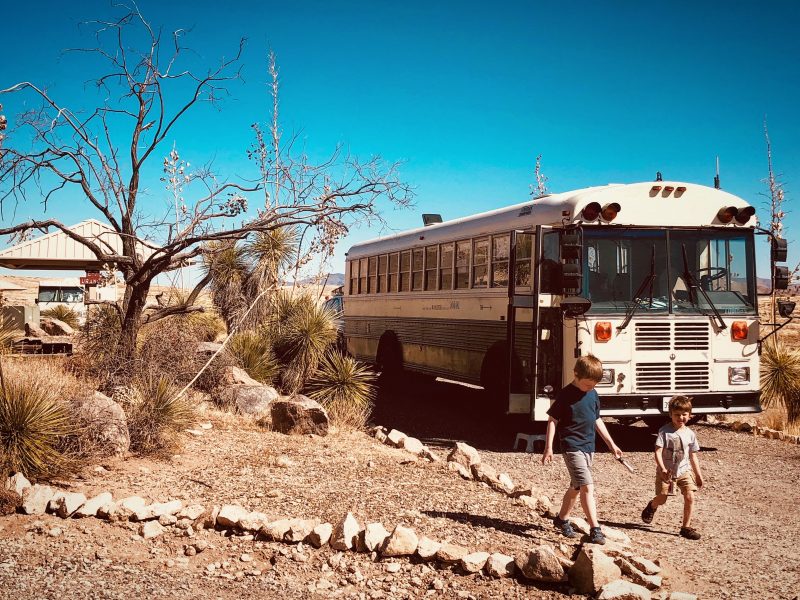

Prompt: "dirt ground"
[1,377,799,600]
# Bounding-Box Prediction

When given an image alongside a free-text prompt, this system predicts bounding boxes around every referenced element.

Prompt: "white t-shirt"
[655,423,700,477]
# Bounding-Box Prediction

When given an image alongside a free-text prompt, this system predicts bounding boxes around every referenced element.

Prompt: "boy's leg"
[682,490,694,528]
[558,487,580,521]
[651,493,669,508]
[579,484,599,529]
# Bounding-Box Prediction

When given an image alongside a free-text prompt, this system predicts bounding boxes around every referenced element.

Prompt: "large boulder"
[24,321,47,337]
[40,317,75,336]
[515,545,566,583]
[569,546,622,594]
[221,366,261,386]
[72,391,130,456]
[217,385,279,417]
[271,395,329,436]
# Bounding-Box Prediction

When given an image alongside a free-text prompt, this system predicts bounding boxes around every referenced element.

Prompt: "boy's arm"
[689,452,704,488]
[655,448,670,481]
[595,418,623,458]
[542,417,557,465]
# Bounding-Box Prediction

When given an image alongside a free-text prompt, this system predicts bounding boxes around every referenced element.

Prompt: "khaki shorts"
[655,470,698,496]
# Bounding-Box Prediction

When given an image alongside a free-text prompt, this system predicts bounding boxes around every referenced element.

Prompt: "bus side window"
[377,255,387,293]
[388,253,400,292]
[359,258,368,294]
[541,231,560,293]
[368,257,377,293]
[440,243,454,290]
[455,240,471,289]
[400,251,411,291]
[412,249,424,291]
[425,246,438,290]
[349,261,358,295]
[515,235,532,288]
[473,238,489,288]
[491,234,510,288]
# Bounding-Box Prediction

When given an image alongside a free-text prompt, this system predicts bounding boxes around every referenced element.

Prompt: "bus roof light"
[731,321,748,341]
[595,321,612,342]
[717,206,738,224]
[581,202,601,221]
[735,205,755,224]
[600,202,621,221]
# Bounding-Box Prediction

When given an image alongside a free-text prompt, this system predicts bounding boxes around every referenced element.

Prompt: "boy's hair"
[574,354,603,382]
[668,395,693,414]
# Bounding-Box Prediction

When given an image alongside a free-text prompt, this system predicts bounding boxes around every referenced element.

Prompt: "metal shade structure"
[0,279,26,291]
[0,219,154,271]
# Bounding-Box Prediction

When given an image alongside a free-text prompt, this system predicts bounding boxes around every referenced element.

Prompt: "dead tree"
[0,9,412,372]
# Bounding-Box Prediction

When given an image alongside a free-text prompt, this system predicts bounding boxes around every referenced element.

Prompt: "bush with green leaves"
[760,340,800,430]
[0,361,80,479]
[307,351,377,430]
[116,375,195,455]
[227,330,279,384]
[40,304,81,329]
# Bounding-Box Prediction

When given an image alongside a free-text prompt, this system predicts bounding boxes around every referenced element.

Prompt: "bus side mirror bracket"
[758,299,796,347]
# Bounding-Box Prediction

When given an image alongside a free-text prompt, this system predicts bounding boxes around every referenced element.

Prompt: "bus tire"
[480,343,522,419]
[376,331,403,383]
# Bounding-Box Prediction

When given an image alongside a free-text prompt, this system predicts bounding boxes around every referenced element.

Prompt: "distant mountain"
[296,273,345,286]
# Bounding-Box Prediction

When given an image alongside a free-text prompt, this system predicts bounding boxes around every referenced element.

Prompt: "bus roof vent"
[422,214,443,226]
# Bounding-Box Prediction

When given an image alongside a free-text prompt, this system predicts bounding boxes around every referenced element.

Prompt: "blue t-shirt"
[546,383,600,453]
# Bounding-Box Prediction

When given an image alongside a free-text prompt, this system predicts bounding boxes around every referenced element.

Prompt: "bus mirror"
[601,202,621,221]
[772,238,788,263]
[561,296,592,318]
[778,300,796,318]
[735,205,756,224]
[560,232,581,260]
[774,265,790,289]
[580,202,601,221]
[560,263,583,291]
[716,206,738,224]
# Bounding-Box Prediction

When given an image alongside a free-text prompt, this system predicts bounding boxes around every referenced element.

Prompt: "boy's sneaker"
[680,526,701,540]
[589,526,606,545]
[553,516,577,539]
[641,501,657,524]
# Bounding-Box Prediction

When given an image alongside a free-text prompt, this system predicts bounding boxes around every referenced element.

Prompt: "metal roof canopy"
[0,219,155,271]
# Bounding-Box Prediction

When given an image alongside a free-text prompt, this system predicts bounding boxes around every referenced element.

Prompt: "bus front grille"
[635,361,710,391]
[635,322,710,351]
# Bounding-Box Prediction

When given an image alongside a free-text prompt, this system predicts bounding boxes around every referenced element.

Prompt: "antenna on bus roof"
[655,171,662,181]
[714,157,721,189]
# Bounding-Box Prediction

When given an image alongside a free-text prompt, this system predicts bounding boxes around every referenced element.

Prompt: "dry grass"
[306,352,377,430]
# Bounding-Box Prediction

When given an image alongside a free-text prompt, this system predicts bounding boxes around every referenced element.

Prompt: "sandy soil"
[1,376,799,599]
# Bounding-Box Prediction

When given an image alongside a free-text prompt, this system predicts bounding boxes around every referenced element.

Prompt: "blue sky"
[2,0,799,282]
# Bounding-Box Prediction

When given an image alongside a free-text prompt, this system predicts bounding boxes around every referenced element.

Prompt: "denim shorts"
[563,451,594,489]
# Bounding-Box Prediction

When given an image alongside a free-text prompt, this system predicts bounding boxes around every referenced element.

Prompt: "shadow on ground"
[371,373,659,454]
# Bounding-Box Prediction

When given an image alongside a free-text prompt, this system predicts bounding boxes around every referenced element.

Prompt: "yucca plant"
[0,315,18,351]
[117,375,195,455]
[307,351,377,429]
[227,330,279,384]
[0,367,75,478]
[760,340,800,429]
[204,241,250,331]
[271,292,338,393]
[40,304,81,329]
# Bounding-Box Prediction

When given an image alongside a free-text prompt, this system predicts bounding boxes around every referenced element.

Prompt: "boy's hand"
[659,468,671,482]
[695,472,704,489]
[542,448,553,465]
[611,444,623,459]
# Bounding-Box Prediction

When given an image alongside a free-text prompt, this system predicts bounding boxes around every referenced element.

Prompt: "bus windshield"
[583,228,756,316]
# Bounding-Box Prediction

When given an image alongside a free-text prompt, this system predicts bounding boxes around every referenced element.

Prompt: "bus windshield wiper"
[680,244,727,330]
[617,245,656,333]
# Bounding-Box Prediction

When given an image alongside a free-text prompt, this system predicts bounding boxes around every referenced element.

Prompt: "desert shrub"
[138,317,209,384]
[270,291,338,393]
[760,340,800,428]
[227,330,279,384]
[0,360,82,479]
[0,488,20,515]
[306,351,377,430]
[116,375,195,455]
[40,305,81,329]
[0,315,17,351]
[185,310,226,342]
[193,347,238,394]
[70,304,123,387]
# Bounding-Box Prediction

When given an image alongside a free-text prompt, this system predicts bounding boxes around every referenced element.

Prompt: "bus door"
[506,226,563,420]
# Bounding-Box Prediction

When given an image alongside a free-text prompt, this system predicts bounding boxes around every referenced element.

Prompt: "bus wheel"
[376,331,403,384]
[480,343,517,419]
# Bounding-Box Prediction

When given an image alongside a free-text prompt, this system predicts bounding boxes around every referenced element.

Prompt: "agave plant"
[0,315,18,351]
[271,292,338,393]
[0,367,74,478]
[117,375,195,454]
[204,241,250,331]
[760,340,800,426]
[40,304,81,329]
[245,226,300,290]
[227,330,279,384]
[307,351,377,429]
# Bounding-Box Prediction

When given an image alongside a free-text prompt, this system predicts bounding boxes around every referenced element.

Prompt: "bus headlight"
[598,368,615,386]
[728,366,750,385]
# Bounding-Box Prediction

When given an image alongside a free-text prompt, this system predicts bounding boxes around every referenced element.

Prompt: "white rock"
[603,526,631,546]
[216,504,250,528]
[308,523,333,548]
[133,499,183,522]
[47,491,66,514]
[5,473,31,496]
[627,555,661,576]
[515,546,565,582]
[616,557,662,590]
[159,514,178,526]
[286,518,320,543]
[436,542,469,564]
[416,536,441,560]
[239,511,270,532]
[260,518,293,541]
[113,496,148,520]
[140,521,165,539]
[401,436,425,455]
[21,485,55,515]
[330,513,361,551]
[447,461,472,479]
[381,525,418,557]
[177,504,206,521]
[362,522,390,552]
[386,429,407,447]
[460,551,490,574]
[485,552,516,578]
[75,492,113,518]
[497,473,515,494]
[446,442,481,469]
[570,516,591,536]
[597,579,652,599]
[54,492,87,518]
[569,546,621,595]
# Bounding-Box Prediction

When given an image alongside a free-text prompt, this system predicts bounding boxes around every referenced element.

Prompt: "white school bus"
[343,180,792,422]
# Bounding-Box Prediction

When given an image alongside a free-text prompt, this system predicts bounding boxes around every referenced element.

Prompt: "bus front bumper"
[598,391,762,417]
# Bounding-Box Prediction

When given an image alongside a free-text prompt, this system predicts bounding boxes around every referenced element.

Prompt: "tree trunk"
[117,280,151,379]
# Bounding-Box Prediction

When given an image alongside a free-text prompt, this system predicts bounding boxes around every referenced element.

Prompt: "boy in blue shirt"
[542,355,624,545]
